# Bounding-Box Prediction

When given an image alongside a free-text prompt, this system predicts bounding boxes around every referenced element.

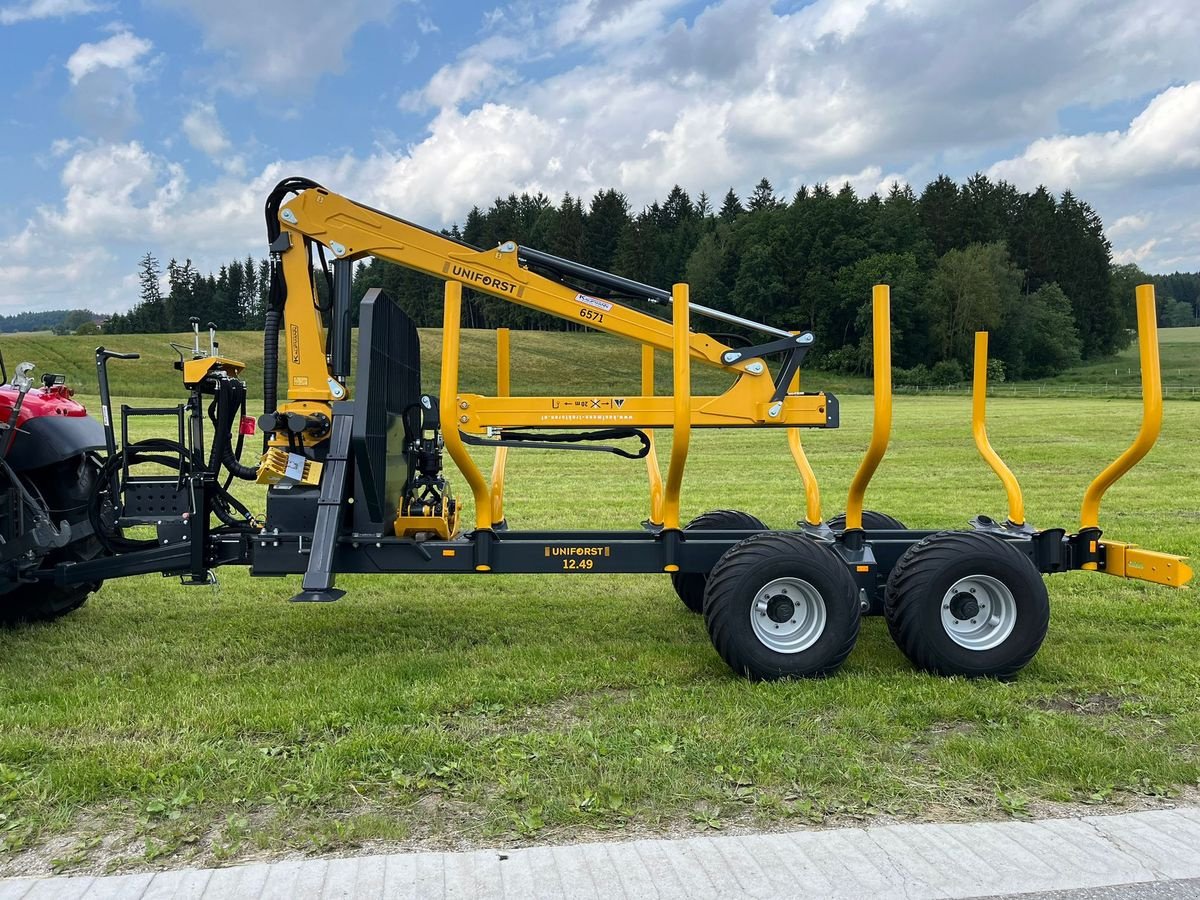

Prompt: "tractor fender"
[4,415,106,471]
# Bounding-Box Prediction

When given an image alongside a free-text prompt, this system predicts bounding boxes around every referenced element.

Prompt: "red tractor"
[0,354,108,623]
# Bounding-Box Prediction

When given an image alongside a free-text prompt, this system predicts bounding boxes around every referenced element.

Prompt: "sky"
[1,0,1198,314]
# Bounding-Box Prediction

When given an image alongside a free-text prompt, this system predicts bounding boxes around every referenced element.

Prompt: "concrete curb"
[2,806,1199,898]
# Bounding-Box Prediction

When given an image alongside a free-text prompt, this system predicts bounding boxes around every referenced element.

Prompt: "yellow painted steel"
[490,328,510,525]
[844,285,893,532]
[394,513,456,540]
[454,389,831,431]
[641,344,665,527]
[1080,285,1163,531]
[255,448,322,486]
[1098,541,1193,587]
[786,368,822,526]
[662,284,691,532]
[972,332,1026,525]
[181,355,245,388]
[439,281,492,531]
[278,189,751,373]
[278,233,334,402]
[271,186,837,446]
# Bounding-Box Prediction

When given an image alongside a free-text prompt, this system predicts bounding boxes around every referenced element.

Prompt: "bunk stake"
[972,331,1026,526]
[844,285,892,534]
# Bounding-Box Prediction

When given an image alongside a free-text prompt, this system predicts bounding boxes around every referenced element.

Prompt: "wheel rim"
[940,574,1017,651]
[750,576,827,654]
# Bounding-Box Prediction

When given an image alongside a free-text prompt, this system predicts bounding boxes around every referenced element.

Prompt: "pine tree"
[719,188,743,223]
[917,175,961,257]
[747,178,779,212]
[138,252,162,307]
[583,189,630,272]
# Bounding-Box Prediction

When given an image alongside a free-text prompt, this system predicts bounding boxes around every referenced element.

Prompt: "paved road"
[984,878,1200,899]
[2,807,1198,898]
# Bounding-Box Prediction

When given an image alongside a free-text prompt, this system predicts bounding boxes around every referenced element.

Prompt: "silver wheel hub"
[750,576,826,654]
[940,574,1017,651]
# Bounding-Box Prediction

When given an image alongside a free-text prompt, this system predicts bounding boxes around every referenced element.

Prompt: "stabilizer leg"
[291,405,352,602]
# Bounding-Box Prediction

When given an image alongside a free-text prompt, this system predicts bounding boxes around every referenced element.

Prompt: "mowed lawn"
[1,393,1198,876]
[1041,324,1200,390]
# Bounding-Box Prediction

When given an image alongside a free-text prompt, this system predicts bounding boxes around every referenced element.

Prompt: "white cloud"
[1113,239,1158,265]
[407,58,518,110]
[0,0,103,25]
[8,0,1200,314]
[181,103,231,157]
[152,0,400,93]
[62,29,154,139]
[987,82,1200,191]
[65,29,152,83]
[1108,214,1149,238]
[824,165,910,198]
[551,0,687,47]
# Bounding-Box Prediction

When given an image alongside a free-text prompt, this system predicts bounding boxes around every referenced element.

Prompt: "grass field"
[1040,325,1200,389]
[0,329,870,401]
[1,390,1197,877]
[4,324,1196,404]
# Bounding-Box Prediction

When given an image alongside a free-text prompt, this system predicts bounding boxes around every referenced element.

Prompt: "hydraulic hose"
[207,380,257,482]
[262,306,280,451]
[261,176,322,451]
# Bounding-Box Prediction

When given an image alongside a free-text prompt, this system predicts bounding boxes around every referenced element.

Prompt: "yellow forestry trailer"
[0,177,1191,680]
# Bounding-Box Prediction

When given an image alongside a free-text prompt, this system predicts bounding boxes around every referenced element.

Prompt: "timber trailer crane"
[0,177,1192,680]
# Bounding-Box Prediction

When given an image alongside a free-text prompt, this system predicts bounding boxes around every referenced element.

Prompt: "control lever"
[95,346,141,457]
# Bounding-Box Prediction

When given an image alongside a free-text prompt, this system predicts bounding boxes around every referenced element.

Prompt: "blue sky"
[1,0,1198,313]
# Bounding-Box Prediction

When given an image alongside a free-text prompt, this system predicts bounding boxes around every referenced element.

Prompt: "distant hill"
[0,309,101,334]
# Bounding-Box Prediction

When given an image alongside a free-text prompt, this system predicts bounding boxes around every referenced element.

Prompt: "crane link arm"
[272,185,835,432]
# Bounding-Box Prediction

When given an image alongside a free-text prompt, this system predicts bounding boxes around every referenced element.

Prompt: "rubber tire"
[825,510,907,531]
[670,509,766,613]
[884,530,1049,679]
[704,531,860,680]
[1,454,104,626]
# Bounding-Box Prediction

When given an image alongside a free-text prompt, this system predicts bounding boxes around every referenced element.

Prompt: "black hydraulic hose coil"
[261,309,279,452]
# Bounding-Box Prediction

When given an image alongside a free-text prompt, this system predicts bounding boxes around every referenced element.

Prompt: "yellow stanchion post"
[642,344,665,526]
[1080,284,1162,532]
[490,328,510,525]
[662,284,691,543]
[787,367,822,526]
[844,285,892,532]
[440,281,493,536]
[972,331,1026,525]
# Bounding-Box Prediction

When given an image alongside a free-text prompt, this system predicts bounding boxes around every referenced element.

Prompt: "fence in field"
[892,383,1200,400]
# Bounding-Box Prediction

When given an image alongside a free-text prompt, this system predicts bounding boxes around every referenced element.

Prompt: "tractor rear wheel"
[703,531,860,680]
[670,509,765,613]
[884,530,1048,679]
[1,454,104,626]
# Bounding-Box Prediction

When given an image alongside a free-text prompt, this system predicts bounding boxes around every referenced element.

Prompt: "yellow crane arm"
[269,184,834,440]
[277,187,744,385]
